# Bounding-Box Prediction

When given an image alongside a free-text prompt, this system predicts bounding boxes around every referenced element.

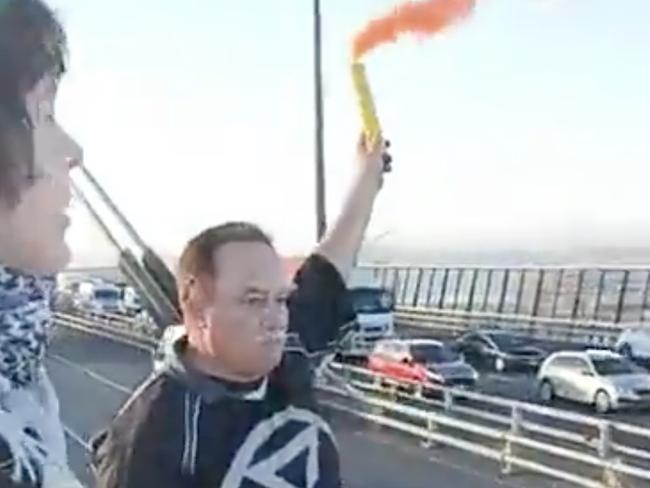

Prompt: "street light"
[313,0,326,240]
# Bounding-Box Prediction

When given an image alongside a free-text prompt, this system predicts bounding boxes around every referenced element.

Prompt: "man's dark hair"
[0,0,67,204]
[177,222,274,284]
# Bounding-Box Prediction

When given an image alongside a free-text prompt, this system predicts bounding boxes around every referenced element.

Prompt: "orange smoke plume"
[353,0,476,60]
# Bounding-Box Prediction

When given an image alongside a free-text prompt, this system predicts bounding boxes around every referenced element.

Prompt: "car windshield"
[488,333,529,350]
[592,357,641,376]
[350,288,393,314]
[95,289,120,301]
[411,343,460,364]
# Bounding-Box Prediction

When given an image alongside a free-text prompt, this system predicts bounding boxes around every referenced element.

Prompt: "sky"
[49,0,650,266]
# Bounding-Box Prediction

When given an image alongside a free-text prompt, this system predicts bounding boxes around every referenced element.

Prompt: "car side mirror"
[581,370,594,377]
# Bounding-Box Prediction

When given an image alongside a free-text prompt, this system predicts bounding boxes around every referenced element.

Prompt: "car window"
[564,357,591,373]
[374,341,395,356]
[410,343,460,364]
[548,356,573,370]
[592,357,640,376]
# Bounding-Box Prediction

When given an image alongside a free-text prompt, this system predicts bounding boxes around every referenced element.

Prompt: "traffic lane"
[46,355,133,487]
[477,371,650,426]
[396,323,650,423]
[49,324,153,390]
[49,326,568,488]
[48,350,547,488]
[327,408,575,488]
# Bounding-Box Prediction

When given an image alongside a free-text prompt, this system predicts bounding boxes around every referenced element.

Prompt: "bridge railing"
[359,264,650,328]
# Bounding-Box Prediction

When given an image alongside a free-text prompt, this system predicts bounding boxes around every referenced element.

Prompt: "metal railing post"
[502,405,522,476]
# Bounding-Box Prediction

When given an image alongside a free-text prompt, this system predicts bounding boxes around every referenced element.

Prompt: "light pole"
[313,0,327,240]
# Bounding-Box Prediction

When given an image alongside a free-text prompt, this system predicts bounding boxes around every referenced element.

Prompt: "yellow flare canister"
[351,62,382,144]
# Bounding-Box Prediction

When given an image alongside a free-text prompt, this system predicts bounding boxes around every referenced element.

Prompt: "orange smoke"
[353,0,476,60]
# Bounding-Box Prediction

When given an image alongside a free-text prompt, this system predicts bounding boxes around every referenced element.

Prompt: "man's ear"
[179,276,208,325]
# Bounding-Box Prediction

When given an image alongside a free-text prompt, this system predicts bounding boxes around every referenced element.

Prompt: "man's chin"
[40,243,71,275]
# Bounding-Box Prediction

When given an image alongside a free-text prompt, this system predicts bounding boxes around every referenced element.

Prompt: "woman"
[0,0,83,486]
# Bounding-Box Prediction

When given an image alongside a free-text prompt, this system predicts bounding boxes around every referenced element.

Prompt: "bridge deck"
[49,326,577,488]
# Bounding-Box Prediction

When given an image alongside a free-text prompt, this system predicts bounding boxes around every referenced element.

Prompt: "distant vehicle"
[153,324,185,372]
[75,280,123,314]
[349,286,395,340]
[334,286,395,363]
[368,338,478,388]
[615,326,650,369]
[121,286,143,315]
[454,330,546,372]
[537,350,650,413]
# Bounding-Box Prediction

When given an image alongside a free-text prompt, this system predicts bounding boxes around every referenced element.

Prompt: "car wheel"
[494,357,506,373]
[594,390,612,414]
[539,380,554,403]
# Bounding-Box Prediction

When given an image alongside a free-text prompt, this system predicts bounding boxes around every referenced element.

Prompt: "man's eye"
[245,297,266,306]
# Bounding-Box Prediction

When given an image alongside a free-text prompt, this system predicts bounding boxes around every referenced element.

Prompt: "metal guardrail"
[321,362,650,488]
[54,311,650,488]
[358,264,650,330]
[394,306,628,346]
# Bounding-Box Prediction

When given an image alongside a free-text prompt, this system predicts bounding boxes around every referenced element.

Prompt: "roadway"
[48,325,578,488]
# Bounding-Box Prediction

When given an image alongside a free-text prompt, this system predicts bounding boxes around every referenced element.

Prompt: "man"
[91,135,389,487]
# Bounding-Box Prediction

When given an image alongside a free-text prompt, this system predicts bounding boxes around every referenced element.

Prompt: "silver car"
[537,350,650,413]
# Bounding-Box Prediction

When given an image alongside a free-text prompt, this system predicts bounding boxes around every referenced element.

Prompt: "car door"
[389,343,417,381]
[545,356,572,398]
[368,341,393,376]
[459,334,485,366]
[563,357,595,403]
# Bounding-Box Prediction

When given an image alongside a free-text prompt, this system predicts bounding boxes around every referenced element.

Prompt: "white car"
[615,326,650,368]
[537,349,650,413]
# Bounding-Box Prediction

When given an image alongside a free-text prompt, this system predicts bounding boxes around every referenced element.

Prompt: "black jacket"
[91,254,355,488]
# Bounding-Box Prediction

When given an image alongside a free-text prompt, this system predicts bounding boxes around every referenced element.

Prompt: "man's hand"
[356,134,392,189]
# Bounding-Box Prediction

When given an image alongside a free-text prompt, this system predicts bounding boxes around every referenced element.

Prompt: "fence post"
[412,268,424,308]
[425,268,437,307]
[598,422,621,488]
[443,388,453,412]
[614,270,630,324]
[422,414,439,449]
[502,405,522,476]
[482,269,494,312]
[466,269,479,313]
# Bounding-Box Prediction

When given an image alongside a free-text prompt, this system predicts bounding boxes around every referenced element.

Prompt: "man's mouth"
[257,331,287,344]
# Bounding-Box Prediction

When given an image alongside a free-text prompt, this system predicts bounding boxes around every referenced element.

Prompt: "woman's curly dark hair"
[0,0,67,205]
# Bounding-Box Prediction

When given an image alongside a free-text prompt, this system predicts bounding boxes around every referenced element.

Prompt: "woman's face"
[0,74,82,275]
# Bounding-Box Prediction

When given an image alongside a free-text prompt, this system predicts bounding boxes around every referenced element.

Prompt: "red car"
[367,338,478,388]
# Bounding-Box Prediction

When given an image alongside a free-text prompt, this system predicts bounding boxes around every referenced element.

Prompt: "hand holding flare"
[351,0,476,172]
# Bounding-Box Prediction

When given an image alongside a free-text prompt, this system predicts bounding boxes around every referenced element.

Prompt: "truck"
[336,268,396,363]
[74,280,124,314]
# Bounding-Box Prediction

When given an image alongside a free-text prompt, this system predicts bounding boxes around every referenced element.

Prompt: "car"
[454,329,547,372]
[152,324,185,372]
[367,338,479,388]
[615,326,650,369]
[537,349,650,414]
[349,286,395,340]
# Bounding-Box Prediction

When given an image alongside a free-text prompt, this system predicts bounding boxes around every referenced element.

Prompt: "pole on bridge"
[313,0,327,240]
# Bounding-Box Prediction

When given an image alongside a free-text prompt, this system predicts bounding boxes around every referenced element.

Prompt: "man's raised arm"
[315,135,388,281]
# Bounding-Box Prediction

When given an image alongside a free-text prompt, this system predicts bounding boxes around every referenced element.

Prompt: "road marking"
[62,424,91,452]
[49,353,132,395]
[54,320,155,353]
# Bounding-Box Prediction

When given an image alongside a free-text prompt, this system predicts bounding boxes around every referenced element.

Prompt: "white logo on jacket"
[220,407,337,488]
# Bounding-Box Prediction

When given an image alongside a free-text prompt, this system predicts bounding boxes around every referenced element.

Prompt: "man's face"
[199,242,294,380]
